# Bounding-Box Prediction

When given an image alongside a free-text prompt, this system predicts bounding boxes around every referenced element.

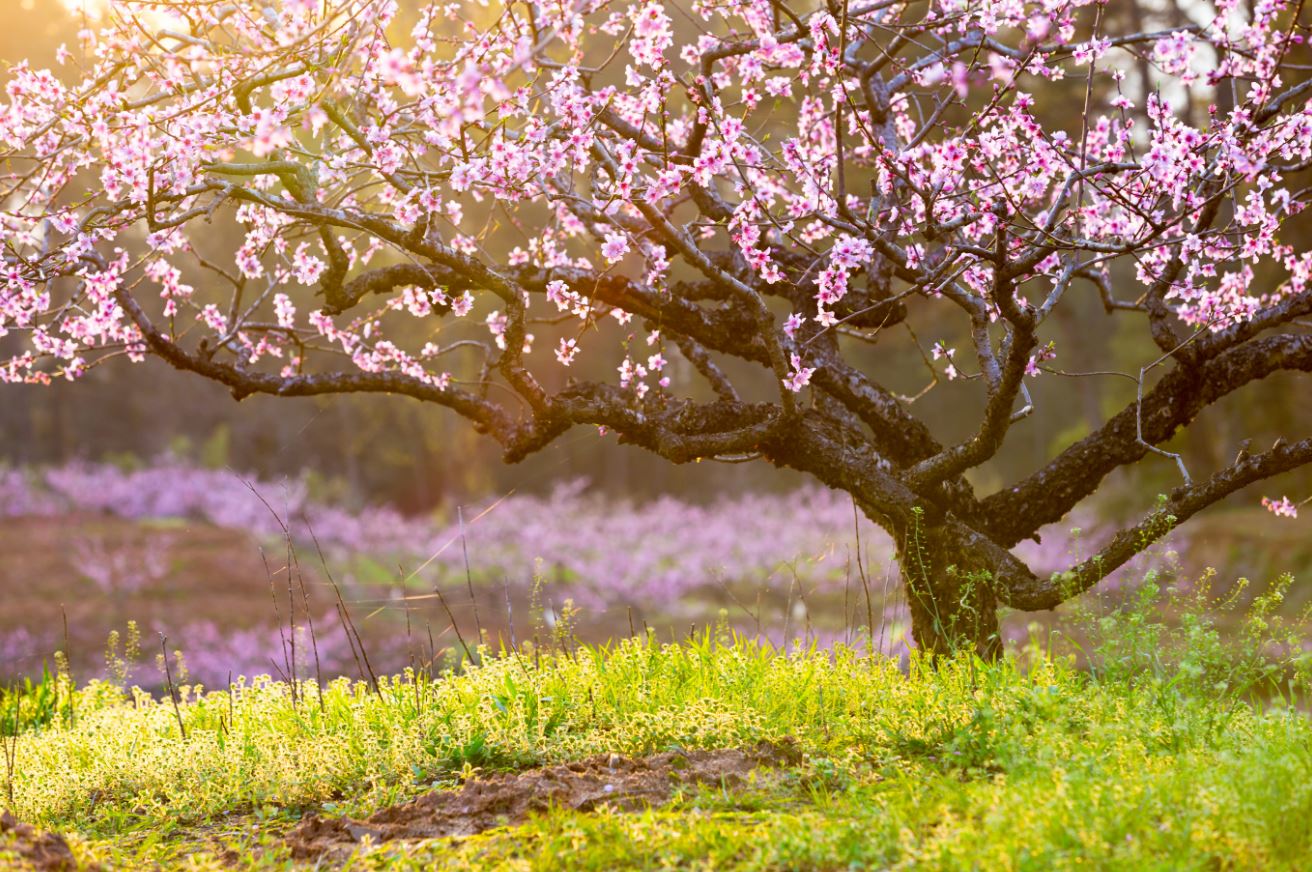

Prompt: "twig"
[502,575,518,650]
[400,564,420,711]
[458,506,484,643]
[260,548,295,705]
[306,518,378,693]
[843,556,853,647]
[435,586,476,667]
[713,570,763,635]
[878,561,896,656]
[795,570,814,646]
[294,557,325,712]
[782,571,796,650]
[335,603,367,687]
[3,686,17,808]
[159,634,187,741]
[60,605,74,727]
[853,498,875,656]
[284,532,298,703]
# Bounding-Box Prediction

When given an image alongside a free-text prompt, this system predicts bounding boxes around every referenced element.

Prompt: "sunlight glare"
[59,0,108,20]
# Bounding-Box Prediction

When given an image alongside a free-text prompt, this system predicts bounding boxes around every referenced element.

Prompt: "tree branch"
[1005,437,1312,610]
[982,333,1312,546]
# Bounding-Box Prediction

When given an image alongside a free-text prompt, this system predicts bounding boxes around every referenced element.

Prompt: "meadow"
[4,0,1312,864]
[4,461,1312,869]
[4,560,1312,870]
[2,458,1124,689]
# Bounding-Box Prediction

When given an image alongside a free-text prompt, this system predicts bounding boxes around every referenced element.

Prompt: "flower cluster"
[0,0,1301,405]
[3,458,1142,611]
[1261,495,1299,519]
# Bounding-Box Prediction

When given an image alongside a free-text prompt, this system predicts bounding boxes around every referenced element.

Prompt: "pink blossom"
[250,108,292,157]
[784,353,814,392]
[273,293,296,329]
[0,0,1306,557]
[291,244,324,286]
[1261,496,1299,519]
[601,233,630,264]
[556,337,579,366]
[1025,343,1056,378]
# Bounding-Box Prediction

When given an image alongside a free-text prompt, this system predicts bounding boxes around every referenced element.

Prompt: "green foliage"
[1074,568,1312,702]
[198,424,231,470]
[2,667,64,737]
[6,592,1312,870]
[103,622,143,688]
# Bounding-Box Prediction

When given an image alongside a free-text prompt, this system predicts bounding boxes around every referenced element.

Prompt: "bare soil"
[0,812,83,872]
[286,740,800,860]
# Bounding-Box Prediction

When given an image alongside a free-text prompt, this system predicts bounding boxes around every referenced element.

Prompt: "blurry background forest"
[3,0,1312,687]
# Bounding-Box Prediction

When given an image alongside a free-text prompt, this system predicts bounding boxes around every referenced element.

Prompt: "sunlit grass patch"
[4,620,1312,869]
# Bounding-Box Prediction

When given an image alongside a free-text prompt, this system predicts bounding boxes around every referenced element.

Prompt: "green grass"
[4,606,1312,871]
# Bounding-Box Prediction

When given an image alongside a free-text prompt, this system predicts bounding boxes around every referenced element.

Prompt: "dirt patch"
[287,740,800,860]
[0,813,82,871]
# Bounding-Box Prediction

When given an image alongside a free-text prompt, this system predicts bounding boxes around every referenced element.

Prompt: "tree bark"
[893,510,1002,659]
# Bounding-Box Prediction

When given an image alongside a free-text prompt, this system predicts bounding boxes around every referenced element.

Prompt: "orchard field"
[8,0,1312,866]
[4,459,1312,869]
[5,604,1312,870]
[4,456,1305,689]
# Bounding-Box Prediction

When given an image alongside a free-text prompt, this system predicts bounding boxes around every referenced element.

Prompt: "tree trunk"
[894,510,1002,659]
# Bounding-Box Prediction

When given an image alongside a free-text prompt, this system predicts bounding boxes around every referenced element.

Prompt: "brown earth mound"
[0,813,80,872]
[287,740,799,860]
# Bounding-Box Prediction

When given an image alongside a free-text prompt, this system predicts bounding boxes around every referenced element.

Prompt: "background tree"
[3,0,1311,654]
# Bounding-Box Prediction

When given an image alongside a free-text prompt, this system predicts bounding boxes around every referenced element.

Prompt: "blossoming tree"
[3,0,1312,654]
